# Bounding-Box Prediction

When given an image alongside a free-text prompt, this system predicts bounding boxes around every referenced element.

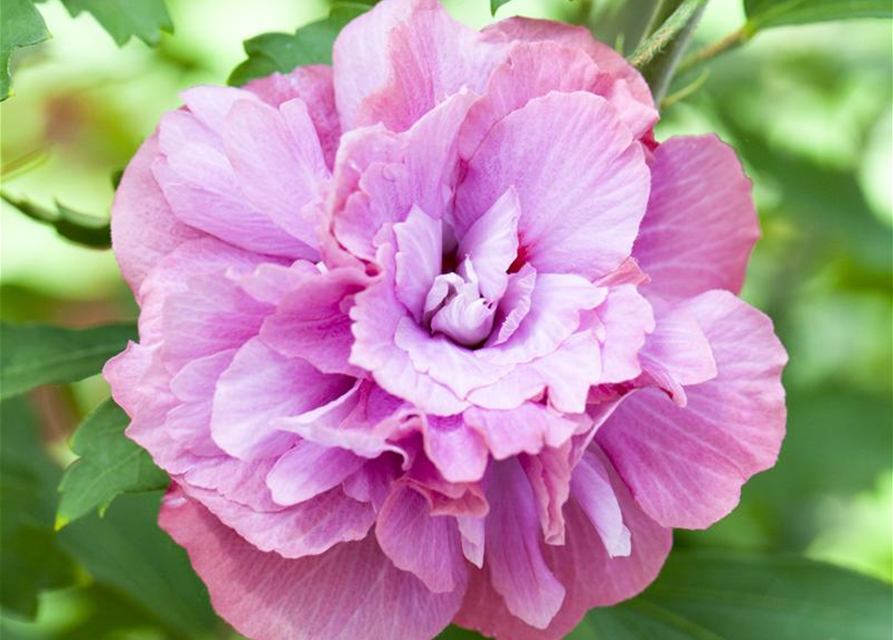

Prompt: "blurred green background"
[1,0,891,638]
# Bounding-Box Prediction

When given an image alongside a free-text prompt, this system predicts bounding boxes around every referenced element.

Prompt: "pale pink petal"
[456,91,649,280]
[421,414,490,483]
[180,482,374,560]
[598,290,787,529]
[457,516,485,568]
[260,267,369,376]
[458,41,601,159]
[596,285,655,384]
[488,264,537,347]
[331,92,475,260]
[222,98,328,250]
[394,204,443,321]
[640,301,717,406]
[570,451,630,557]
[265,441,366,506]
[333,0,503,131]
[376,484,467,593]
[211,337,354,460]
[634,135,760,299]
[478,274,606,367]
[481,17,655,137]
[456,188,521,302]
[153,103,317,260]
[350,252,469,416]
[463,403,579,459]
[245,66,342,168]
[521,443,573,545]
[159,489,463,640]
[111,133,205,297]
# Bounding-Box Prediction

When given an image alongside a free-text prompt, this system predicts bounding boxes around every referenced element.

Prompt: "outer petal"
[333,0,503,131]
[221,98,328,250]
[153,95,318,260]
[483,459,565,629]
[455,449,671,640]
[111,132,205,297]
[159,488,463,640]
[598,290,787,529]
[245,65,342,168]
[634,135,760,300]
[480,17,656,139]
[455,91,649,280]
[376,484,468,593]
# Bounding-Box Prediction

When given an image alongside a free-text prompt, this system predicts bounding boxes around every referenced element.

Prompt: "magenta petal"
[160,488,462,640]
[376,484,468,593]
[455,449,671,640]
[598,290,787,529]
[456,91,649,280]
[634,135,760,300]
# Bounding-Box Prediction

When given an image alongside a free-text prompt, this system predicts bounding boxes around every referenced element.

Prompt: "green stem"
[632,0,709,103]
[629,0,705,68]
[677,25,752,74]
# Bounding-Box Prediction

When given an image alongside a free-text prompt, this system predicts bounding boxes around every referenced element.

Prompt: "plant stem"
[632,0,708,103]
[677,25,752,73]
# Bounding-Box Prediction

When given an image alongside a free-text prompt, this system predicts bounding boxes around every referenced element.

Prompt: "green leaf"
[57,491,217,637]
[490,0,515,15]
[1,191,111,248]
[229,3,369,86]
[0,0,50,101]
[745,0,892,31]
[574,552,893,640]
[59,0,173,46]
[0,322,137,401]
[0,398,76,618]
[57,399,168,529]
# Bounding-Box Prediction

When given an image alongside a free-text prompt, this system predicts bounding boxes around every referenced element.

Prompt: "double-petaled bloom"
[105,1,787,639]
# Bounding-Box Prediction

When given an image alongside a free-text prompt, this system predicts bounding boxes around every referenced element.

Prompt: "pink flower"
[104,1,787,639]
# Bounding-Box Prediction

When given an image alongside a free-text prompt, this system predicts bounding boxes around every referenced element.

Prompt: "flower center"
[422,258,496,347]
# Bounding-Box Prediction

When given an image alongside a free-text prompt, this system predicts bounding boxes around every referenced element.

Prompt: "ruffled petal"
[159,488,463,640]
[634,135,760,300]
[598,290,787,529]
[456,91,649,280]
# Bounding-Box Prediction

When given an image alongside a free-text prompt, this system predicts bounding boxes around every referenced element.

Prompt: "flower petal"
[159,488,463,640]
[634,135,760,299]
[456,91,649,280]
[597,290,787,529]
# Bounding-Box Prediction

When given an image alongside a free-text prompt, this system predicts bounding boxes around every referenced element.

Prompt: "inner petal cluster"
[424,259,496,346]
